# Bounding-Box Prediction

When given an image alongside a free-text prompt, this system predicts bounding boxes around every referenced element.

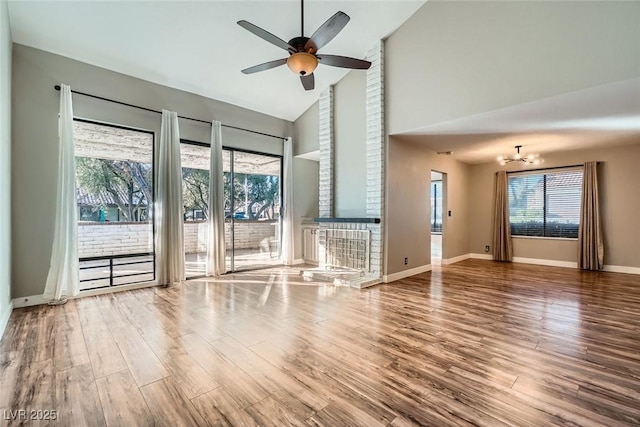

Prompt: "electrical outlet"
[404,257,408,265]
[485,245,490,252]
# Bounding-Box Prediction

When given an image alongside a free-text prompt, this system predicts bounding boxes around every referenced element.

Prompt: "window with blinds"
[508,169,583,238]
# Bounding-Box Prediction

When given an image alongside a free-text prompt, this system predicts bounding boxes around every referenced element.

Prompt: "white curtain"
[281,137,295,266]
[43,84,80,302]
[156,110,185,285]
[206,121,226,276]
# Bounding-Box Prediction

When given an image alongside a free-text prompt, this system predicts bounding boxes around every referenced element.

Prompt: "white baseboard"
[12,294,48,308]
[470,253,493,260]
[603,265,640,275]
[12,281,159,308]
[442,253,471,265]
[383,264,432,283]
[512,257,577,269]
[0,301,13,341]
[469,253,640,275]
[293,259,305,265]
[470,253,577,268]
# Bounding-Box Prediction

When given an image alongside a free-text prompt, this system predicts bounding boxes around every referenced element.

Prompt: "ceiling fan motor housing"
[288,36,313,53]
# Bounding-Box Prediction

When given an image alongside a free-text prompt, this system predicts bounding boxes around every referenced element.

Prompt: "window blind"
[508,169,583,238]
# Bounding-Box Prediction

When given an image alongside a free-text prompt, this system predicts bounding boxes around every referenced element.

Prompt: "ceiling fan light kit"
[238,0,371,91]
[498,145,543,166]
[287,52,318,76]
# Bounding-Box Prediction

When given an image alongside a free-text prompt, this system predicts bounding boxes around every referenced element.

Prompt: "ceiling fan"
[238,0,372,91]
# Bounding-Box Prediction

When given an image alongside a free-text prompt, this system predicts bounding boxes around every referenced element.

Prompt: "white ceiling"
[7,0,425,122]
[395,77,640,164]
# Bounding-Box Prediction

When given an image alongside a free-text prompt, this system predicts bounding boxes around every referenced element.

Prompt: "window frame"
[507,167,583,240]
[74,117,157,290]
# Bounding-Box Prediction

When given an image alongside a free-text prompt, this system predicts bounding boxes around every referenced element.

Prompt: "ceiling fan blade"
[300,73,315,91]
[317,54,371,70]
[238,20,296,52]
[242,58,288,74]
[305,11,350,53]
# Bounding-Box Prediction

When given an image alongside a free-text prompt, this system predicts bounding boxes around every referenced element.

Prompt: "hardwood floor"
[1,260,640,426]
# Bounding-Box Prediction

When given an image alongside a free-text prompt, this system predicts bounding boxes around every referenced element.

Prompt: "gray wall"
[469,142,640,268]
[293,101,319,156]
[0,0,12,333]
[334,70,367,217]
[291,97,321,260]
[292,158,319,260]
[292,71,368,219]
[386,137,471,275]
[385,1,640,134]
[11,44,294,298]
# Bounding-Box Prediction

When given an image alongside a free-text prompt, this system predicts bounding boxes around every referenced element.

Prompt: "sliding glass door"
[181,142,210,278]
[181,142,282,275]
[74,119,155,290]
[74,122,282,284]
[226,150,282,272]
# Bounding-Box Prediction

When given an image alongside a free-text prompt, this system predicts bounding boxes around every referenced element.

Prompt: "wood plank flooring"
[1,260,640,426]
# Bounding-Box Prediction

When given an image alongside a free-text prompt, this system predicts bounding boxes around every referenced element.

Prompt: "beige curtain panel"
[493,171,513,262]
[578,161,604,270]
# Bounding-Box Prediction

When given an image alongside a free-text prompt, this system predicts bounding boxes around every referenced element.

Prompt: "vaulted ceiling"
[7,0,425,122]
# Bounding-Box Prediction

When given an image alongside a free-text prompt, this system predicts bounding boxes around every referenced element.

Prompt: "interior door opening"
[430,171,444,266]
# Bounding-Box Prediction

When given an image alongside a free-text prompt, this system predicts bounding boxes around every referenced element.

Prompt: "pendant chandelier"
[497,145,542,166]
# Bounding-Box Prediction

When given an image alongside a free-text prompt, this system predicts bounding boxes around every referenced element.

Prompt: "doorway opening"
[430,171,444,266]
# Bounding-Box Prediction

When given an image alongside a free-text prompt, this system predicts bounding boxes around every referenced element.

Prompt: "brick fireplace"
[308,41,385,288]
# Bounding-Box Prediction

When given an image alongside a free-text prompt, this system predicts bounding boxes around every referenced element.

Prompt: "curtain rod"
[505,164,593,174]
[54,85,286,141]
